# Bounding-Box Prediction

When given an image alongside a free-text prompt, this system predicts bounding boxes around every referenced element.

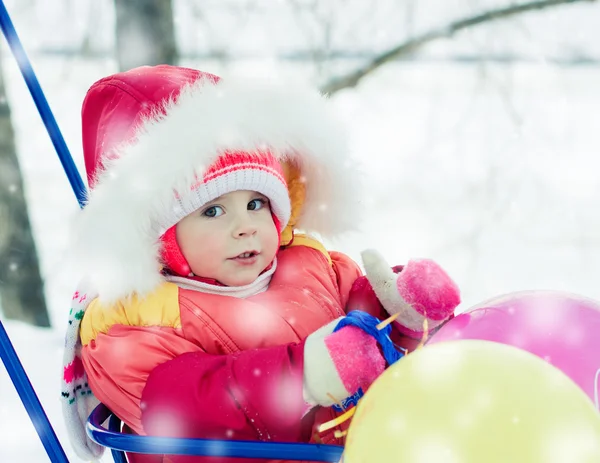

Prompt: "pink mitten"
[303,318,385,407]
[361,249,461,338]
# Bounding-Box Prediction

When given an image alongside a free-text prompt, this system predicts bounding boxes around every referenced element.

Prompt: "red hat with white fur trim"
[72,65,359,304]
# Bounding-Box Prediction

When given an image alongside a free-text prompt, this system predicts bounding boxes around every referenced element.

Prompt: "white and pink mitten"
[361,249,461,339]
[303,318,385,407]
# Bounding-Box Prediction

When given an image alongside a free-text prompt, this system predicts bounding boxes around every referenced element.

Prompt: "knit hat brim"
[159,153,291,236]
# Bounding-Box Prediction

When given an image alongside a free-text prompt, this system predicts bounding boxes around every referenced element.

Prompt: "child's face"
[176,190,279,286]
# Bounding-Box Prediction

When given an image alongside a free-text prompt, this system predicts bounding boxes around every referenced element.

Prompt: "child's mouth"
[230,251,259,265]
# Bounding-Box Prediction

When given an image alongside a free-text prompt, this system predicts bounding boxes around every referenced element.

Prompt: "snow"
[2,1,600,461]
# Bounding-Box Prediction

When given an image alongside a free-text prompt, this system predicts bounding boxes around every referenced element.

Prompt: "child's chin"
[222,272,260,287]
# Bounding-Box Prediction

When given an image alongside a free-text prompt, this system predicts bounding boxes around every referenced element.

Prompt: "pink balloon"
[429,290,600,409]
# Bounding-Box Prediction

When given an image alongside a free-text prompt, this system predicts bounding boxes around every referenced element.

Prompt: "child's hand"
[361,249,461,338]
[303,319,385,407]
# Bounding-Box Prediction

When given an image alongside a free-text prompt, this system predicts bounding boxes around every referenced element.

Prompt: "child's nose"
[233,215,257,238]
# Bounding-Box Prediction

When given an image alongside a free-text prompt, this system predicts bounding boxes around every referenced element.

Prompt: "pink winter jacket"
[79,244,403,463]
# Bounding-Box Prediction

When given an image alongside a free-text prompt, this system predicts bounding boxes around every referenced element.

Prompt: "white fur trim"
[361,250,445,333]
[70,73,360,304]
[303,318,349,406]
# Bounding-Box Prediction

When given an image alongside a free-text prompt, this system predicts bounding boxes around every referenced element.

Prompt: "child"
[61,65,460,463]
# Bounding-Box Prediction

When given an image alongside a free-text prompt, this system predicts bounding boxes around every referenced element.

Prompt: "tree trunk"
[114,0,178,72]
[0,58,50,327]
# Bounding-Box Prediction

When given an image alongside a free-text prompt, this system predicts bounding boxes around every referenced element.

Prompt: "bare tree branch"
[320,0,597,95]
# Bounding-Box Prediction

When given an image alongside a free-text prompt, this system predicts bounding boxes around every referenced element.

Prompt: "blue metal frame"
[0,321,70,463]
[88,404,344,462]
[108,412,128,463]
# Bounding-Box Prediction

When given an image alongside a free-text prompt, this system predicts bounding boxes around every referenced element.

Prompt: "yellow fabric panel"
[80,283,181,346]
[286,233,332,266]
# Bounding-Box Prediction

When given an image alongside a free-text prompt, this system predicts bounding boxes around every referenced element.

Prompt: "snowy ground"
[2,57,600,461]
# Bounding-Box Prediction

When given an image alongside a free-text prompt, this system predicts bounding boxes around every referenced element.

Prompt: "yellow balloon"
[343,340,600,463]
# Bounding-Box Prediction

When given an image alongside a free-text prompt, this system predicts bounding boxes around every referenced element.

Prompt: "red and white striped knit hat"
[162,150,290,237]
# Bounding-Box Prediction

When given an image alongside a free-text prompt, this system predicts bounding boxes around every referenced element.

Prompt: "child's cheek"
[200,233,225,256]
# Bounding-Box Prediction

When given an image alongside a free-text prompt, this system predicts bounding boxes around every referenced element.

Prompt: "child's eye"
[203,205,224,218]
[248,199,267,211]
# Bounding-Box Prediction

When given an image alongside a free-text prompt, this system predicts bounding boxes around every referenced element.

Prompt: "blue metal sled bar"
[88,404,344,462]
[0,321,70,463]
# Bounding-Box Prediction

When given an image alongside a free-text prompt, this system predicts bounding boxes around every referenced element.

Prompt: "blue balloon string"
[333,311,403,365]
